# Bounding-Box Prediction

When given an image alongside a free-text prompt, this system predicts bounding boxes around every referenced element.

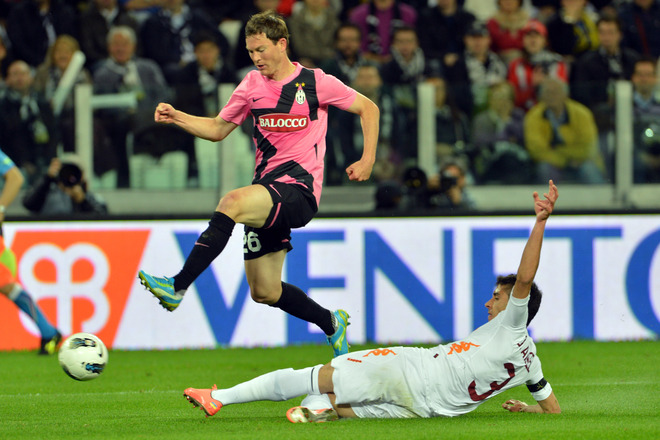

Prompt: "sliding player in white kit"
[183,180,561,420]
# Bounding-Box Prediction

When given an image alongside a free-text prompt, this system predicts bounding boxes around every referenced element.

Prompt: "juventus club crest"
[295,82,306,105]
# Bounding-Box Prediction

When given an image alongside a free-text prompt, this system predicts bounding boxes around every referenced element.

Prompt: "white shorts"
[330,346,434,419]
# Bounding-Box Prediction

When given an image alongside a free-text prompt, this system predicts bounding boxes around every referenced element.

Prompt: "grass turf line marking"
[0,389,180,398]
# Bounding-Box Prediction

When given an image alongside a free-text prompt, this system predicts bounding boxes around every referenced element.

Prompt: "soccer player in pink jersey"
[138,11,379,357]
[182,181,561,421]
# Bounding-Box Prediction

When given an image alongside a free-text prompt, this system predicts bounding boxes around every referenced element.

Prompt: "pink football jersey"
[219,62,357,206]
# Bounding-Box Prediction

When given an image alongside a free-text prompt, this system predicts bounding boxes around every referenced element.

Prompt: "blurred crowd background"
[1,0,660,215]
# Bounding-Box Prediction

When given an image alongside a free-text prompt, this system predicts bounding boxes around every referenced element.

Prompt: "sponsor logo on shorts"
[447,341,480,355]
[258,114,308,132]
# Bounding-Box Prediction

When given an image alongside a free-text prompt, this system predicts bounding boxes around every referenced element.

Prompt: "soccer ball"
[58,332,109,381]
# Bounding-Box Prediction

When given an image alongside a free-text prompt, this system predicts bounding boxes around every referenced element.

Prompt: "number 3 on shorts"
[243,231,262,254]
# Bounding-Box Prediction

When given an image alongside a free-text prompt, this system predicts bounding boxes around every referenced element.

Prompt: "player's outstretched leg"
[184,385,223,417]
[138,271,184,311]
[286,406,338,423]
[327,310,350,357]
[7,284,62,354]
[138,212,235,311]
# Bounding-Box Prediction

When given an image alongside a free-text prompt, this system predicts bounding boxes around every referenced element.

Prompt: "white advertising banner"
[0,215,658,351]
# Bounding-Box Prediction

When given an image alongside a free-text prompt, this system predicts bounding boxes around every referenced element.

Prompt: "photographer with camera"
[427,160,476,210]
[22,157,108,216]
[507,20,567,111]
[395,160,476,212]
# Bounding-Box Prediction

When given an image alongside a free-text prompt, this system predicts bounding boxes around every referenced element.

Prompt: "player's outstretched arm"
[345,92,379,182]
[154,102,237,142]
[502,391,561,414]
[512,180,558,300]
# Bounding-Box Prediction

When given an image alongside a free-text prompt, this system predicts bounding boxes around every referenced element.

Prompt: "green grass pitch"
[0,341,658,440]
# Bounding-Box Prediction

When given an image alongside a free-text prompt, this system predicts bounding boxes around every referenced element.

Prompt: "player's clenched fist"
[155,103,177,123]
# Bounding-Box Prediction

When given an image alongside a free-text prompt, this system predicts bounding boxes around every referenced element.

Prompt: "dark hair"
[392,25,418,41]
[496,274,542,326]
[335,22,362,41]
[596,15,622,32]
[58,162,83,187]
[635,55,658,74]
[245,10,289,46]
[192,30,219,48]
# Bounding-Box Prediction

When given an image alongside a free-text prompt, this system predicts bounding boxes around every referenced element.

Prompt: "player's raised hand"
[346,158,374,182]
[154,103,177,123]
[533,179,558,221]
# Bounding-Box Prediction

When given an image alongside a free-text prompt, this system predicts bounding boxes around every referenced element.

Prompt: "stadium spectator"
[173,31,236,118]
[286,0,341,68]
[486,0,533,65]
[137,11,379,358]
[0,60,58,185]
[619,0,660,59]
[5,0,77,68]
[93,25,170,188]
[33,35,92,154]
[545,0,599,60]
[181,181,560,421]
[417,0,476,69]
[22,157,108,215]
[79,0,140,72]
[140,0,229,83]
[523,78,605,184]
[471,81,532,184]
[380,26,437,163]
[319,24,378,185]
[507,19,568,111]
[424,76,471,168]
[171,31,237,186]
[0,147,62,355]
[571,16,640,116]
[318,23,373,85]
[442,20,508,118]
[570,16,640,179]
[348,0,417,64]
[631,56,660,183]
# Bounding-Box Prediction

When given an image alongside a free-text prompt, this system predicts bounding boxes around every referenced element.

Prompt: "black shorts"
[243,182,318,260]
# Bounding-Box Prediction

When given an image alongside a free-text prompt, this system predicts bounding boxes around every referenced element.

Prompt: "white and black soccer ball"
[58,332,109,381]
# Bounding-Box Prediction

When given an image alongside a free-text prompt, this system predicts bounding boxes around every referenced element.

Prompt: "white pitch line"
[0,389,180,398]
[553,381,658,387]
